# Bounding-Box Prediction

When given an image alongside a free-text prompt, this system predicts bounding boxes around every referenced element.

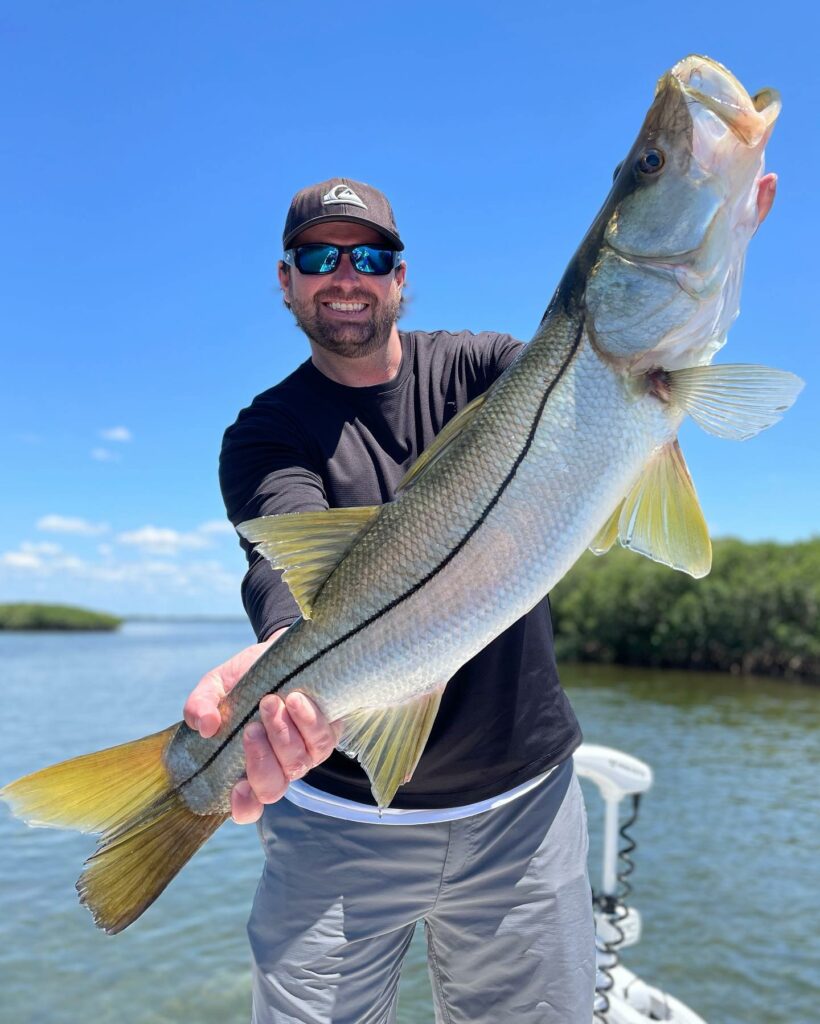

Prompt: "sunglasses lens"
[295,245,339,274]
[291,244,397,275]
[350,246,396,275]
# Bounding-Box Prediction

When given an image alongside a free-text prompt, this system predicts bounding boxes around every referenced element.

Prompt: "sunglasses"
[282,243,402,276]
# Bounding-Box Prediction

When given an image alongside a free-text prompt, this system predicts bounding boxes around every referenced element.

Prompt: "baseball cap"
[282,178,404,251]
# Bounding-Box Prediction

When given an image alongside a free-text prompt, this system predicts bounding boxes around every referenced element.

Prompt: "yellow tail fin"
[1,726,229,933]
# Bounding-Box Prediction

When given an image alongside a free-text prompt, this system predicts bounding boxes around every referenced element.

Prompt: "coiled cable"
[593,793,642,1022]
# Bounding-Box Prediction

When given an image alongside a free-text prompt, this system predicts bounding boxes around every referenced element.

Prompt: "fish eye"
[637,148,665,174]
[612,161,623,182]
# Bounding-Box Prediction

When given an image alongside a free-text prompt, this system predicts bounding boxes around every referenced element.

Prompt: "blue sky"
[2,1,817,615]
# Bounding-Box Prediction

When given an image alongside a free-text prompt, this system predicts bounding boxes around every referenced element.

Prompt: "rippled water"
[1,622,817,1023]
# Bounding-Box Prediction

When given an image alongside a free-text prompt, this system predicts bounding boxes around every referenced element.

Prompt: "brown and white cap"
[282,177,404,251]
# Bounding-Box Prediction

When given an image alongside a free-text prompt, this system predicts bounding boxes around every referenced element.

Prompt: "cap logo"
[322,184,367,210]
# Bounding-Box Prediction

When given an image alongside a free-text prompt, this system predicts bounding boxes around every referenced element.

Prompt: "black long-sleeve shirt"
[219,329,582,808]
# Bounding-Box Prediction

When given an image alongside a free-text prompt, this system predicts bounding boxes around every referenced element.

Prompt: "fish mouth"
[669,55,780,145]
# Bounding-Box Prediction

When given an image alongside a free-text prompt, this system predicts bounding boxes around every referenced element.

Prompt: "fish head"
[581,55,780,372]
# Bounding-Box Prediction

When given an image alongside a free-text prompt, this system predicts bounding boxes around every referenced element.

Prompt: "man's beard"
[289,286,401,360]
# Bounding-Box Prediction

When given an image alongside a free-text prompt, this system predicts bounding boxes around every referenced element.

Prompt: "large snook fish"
[2,55,803,934]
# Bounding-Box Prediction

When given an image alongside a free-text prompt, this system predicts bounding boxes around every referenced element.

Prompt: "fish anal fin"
[589,500,624,555]
[619,440,711,578]
[666,363,804,440]
[336,689,445,808]
[397,394,487,494]
[237,506,381,619]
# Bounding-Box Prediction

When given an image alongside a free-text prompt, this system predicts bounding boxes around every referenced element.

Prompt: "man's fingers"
[183,633,285,739]
[183,692,222,738]
[231,778,264,825]
[284,692,338,765]
[259,695,314,781]
[183,671,227,737]
[243,720,289,803]
[186,706,222,738]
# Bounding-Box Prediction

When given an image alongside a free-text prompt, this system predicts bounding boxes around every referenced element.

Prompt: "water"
[1,622,817,1023]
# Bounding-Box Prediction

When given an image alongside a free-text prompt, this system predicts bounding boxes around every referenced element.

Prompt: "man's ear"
[394,261,407,289]
[278,261,292,308]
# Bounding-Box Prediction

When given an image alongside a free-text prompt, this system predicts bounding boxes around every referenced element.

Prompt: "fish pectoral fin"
[666,363,804,440]
[396,393,487,494]
[336,689,445,808]
[618,440,712,578]
[589,500,624,555]
[237,506,381,619]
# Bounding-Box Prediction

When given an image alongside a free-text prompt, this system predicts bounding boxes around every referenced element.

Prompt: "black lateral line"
[181,320,584,790]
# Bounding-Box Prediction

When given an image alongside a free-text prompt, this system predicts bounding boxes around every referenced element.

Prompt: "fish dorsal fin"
[237,507,381,619]
[396,394,487,494]
[666,363,804,440]
[618,440,711,578]
[336,689,445,808]
[589,500,624,555]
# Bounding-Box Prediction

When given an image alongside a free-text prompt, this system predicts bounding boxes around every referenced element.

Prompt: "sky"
[1,0,818,616]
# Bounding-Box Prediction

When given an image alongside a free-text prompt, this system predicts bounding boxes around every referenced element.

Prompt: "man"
[184,178,594,1023]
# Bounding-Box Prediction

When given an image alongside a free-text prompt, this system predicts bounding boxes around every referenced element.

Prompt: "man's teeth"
[327,302,367,312]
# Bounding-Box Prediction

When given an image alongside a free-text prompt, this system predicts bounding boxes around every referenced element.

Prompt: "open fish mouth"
[669,55,780,145]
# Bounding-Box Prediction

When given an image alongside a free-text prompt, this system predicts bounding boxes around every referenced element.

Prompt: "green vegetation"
[551,537,819,680]
[0,603,122,632]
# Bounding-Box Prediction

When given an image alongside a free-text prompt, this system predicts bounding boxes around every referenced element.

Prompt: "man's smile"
[321,300,370,317]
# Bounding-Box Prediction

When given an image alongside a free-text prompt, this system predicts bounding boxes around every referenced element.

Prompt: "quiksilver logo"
[322,184,367,210]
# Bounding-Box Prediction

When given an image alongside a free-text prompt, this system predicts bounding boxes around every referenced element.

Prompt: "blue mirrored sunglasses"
[282,243,402,276]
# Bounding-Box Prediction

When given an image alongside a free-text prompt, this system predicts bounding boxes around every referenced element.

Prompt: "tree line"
[550,537,819,680]
[0,603,121,631]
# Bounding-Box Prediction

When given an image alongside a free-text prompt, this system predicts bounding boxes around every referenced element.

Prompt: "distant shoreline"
[0,603,122,632]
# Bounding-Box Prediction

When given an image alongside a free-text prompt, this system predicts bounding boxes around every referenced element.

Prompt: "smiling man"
[184,178,593,1024]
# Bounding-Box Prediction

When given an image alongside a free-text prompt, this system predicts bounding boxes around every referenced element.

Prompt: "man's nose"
[333,253,360,284]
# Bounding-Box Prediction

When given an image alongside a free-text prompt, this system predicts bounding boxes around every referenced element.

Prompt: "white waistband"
[283,766,557,825]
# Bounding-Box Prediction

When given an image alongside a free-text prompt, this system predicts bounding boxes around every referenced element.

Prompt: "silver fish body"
[169,55,787,813]
[2,55,802,934]
[169,308,679,813]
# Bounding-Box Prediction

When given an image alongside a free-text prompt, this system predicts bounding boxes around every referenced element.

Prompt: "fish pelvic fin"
[1,725,229,933]
[589,500,624,555]
[337,689,445,808]
[618,440,711,578]
[237,506,381,619]
[666,363,804,440]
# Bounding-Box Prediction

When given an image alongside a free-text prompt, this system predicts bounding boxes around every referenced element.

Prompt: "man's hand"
[183,628,338,825]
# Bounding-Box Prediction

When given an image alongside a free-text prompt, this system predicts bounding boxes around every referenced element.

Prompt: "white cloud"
[91,447,119,462]
[197,520,234,536]
[0,540,242,610]
[21,541,62,556]
[2,516,243,611]
[37,515,109,536]
[100,426,133,443]
[1,547,86,573]
[1,551,42,569]
[117,525,211,556]
[58,555,85,571]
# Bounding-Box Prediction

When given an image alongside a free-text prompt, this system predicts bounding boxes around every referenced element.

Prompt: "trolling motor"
[574,744,707,1024]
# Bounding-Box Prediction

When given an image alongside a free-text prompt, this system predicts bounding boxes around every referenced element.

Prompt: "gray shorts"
[248,759,594,1024]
